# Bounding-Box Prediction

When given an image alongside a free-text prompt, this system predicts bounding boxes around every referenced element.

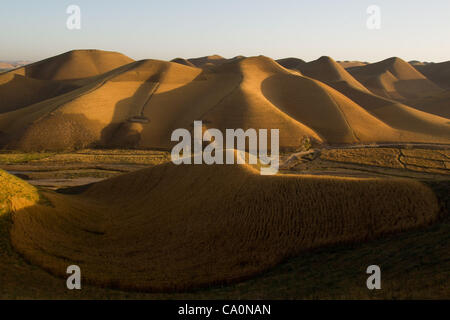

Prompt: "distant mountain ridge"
[0,60,32,71]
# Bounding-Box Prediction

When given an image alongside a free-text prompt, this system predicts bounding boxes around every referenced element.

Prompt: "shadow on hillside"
[394,79,443,100]
[0,74,79,114]
[100,76,159,148]
[260,74,352,143]
[99,65,238,150]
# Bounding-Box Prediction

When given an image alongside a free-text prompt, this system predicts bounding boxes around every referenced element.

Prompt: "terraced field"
[0,149,169,188]
[283,146,450,180]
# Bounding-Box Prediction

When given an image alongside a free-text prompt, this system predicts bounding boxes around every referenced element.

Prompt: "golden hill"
[276,57,306,71]
[347,57,443,100]
[188,55,227,68]
[414,61,450,89]
[0,169,39,216]
[9,49,134,80]
[0,59,203,150]
[326,82,450,135]
[0,72,81,114]
[0,50,135,114]
[337,61,368,68]
[9,157,439,292]
[409,60,427,66]
[171,57,196,67]
[272,56,450,141]
[231,55,246,60]
[283,56,370,92]
[0,52,449,151]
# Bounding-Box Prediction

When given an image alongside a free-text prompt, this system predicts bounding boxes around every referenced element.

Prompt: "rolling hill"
[337,61,368,68]
[170,57,196,67]
[280,56,370,92]
[9,49,134,81]
[0,50,135,114]
[276,57,306,71]
[187,55,227,68]
[0,51,449,151]
[414,61,450,89]
[347,57,443,100]
[8,155,439,292]
[274,56,450,136]
[0,72,82,114]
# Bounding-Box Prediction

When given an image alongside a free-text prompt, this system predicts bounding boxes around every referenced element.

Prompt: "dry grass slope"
[10,156,439,292]
[0,169,39,215]
[348,57,443,100]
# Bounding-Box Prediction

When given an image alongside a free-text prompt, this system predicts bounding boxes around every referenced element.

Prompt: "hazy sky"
[1,0,449,63]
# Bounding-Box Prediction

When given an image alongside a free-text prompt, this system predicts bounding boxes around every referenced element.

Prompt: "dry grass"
[9,157,439,292]
[33,149,170,165]
[402,148,449,161]
[0,149,169,166]
[320,147,450,175]
[2,194,448,299]
[321,148,403,168]
[0,152,54,164]
[402,157,447,170]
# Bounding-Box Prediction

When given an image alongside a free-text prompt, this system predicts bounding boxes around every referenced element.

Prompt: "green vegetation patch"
[0,169,40,215]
